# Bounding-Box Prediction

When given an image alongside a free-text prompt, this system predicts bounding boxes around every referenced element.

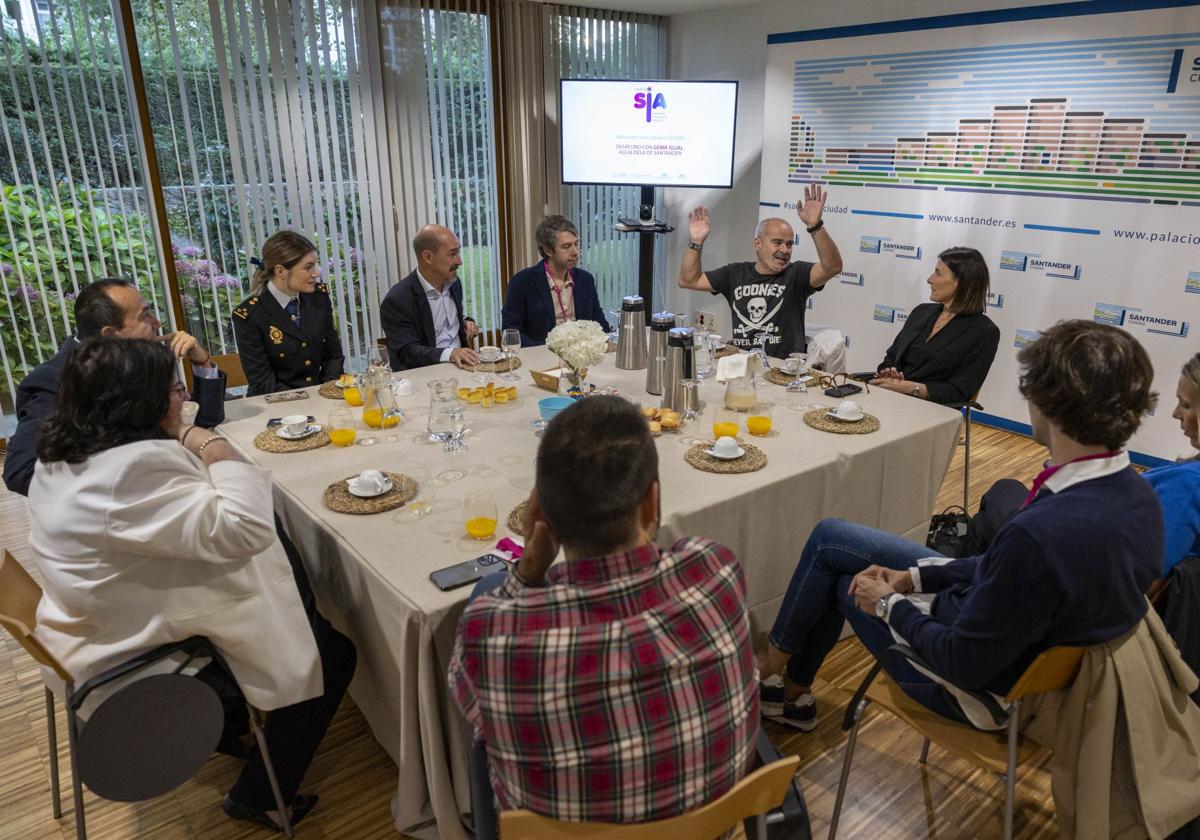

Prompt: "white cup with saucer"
[348,468,392,497]
[279,414,311,437]
[828,400,864,422]
[477,345,501,363]
[706,435,745,461]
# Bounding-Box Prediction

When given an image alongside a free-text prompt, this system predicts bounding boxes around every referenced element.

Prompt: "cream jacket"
[28,439,322,711]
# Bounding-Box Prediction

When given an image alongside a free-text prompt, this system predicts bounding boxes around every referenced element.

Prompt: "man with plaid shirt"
[448,396,758,824]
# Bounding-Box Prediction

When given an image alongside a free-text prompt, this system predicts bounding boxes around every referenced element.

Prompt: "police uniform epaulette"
[314,281,330,295]
[233,295,261,320]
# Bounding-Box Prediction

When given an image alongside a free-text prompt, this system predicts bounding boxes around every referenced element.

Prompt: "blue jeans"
[769,518,967,724]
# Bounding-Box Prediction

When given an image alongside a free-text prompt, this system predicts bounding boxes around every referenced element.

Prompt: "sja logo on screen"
[860,236,922,260]
[633,87,667,123]
[873,304,908,324]
[1000,250,1082,281]
[1093,303,1190,338]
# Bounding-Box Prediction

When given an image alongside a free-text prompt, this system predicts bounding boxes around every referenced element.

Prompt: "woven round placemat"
[684,441,767,474]
[764,367,806,387]
[318,380,347,400]
[471,357,521,374]
[253,426,331,453]
[323,472,419,514]
[713,343,739,360]
[507,499,528,533]
[803,408,880,434]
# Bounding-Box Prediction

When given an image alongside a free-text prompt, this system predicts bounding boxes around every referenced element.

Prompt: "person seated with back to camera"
[867,246,1000,406]
[27,337,356,833]
[448,395,758,825]
[501,214,612,346]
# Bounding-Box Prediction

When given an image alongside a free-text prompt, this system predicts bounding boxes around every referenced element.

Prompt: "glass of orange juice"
[328,408,357,447]
[747,402,773,437]
[712,407,739,440]
[464,490,498,540]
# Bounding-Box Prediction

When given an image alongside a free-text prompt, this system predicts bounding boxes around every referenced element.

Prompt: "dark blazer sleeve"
[501,269,542,347]
[924,316,1000,406]
[191,369,227,428]
[2,371,56,496]
[381,277,444,371]
[877,304,934,372]
[574,269,611,333]
[232,309,281,397]
[317,295,345,383]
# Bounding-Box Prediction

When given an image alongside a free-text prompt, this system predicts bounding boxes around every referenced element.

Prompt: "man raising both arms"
[679,185,843,359]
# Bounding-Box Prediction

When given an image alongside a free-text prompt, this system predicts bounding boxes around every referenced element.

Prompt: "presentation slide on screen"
[761,4,1200,462]
[561,80,737,187]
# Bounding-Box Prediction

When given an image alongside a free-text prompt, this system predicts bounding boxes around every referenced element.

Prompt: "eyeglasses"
[814,372,870,394]
[170,381,190,395]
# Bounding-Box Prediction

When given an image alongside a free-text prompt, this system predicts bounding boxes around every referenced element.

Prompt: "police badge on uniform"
[269,326,284,345]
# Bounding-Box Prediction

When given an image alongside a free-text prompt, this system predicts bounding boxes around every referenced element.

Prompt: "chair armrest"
[71,635,220,711]
[841,659,886,732]
[884,643,1009,728]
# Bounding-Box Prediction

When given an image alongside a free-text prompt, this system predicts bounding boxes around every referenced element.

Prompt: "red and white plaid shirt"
[448,537,759,824]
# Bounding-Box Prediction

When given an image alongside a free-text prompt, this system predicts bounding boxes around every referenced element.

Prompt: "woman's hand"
[874,367,904,380]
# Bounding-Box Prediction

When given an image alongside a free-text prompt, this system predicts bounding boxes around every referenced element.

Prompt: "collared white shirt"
[266,280,298,315]
[417,270,462,363]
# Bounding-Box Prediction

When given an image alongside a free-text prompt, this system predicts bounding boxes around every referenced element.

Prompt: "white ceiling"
[543,0,769,16]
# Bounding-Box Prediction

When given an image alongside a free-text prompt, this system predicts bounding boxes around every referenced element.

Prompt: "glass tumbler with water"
[427,378,467,452]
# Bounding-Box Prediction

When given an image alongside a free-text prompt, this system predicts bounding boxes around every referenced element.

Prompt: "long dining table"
[218,346,962,839]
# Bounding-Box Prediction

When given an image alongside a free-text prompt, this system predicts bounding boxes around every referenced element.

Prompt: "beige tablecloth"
[218,348,961,839]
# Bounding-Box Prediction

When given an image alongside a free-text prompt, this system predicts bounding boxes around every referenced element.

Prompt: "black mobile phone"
[429,553,506,591]
[849,372,878,382]
[264,390,310,404]
[267,416,316,427]
[825,383,863,398]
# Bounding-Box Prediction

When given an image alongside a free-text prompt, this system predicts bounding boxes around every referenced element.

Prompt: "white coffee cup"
[355,468,388,494]
[834,400,863,421]
[784,352,807,374]
[712,435,740,458]
[281,414,309,435]
[180,400,199,426]
[478,345,501,363]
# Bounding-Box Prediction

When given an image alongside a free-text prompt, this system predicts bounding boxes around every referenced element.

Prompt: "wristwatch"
[687,241,703,251]
[875,595,891,620]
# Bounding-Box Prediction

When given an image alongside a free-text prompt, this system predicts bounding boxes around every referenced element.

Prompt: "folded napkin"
[715,353,763,383]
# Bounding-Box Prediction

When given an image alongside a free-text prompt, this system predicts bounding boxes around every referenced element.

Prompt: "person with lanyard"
[501,215,612,346]
[756,320,1162,733]
[231,230,345,396]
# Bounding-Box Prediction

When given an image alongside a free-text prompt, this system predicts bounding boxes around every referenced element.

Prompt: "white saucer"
[347,478,393,498]
[276,424,320,440]
[826,411,864,423]
[705,446,745,461]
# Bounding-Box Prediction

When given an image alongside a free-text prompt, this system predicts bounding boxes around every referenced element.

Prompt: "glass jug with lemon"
[361,367,402,431]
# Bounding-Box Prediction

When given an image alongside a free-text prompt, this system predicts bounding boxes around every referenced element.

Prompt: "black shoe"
[221,793,318,833]
[764,692,817,732]
[760,674,786,718]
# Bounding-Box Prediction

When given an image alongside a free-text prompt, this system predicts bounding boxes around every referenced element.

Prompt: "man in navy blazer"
[3,279,225,496]
[501,215,611,347]
[381,225,480,371]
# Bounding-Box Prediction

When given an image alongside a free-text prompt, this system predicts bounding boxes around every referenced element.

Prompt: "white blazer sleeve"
[103,451,278,562]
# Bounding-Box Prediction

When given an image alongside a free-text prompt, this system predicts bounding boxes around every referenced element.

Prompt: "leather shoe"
[221,793,318,832]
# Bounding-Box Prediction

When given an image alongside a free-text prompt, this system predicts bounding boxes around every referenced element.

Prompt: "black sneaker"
[765,691,817,732]
[760,674,785,717]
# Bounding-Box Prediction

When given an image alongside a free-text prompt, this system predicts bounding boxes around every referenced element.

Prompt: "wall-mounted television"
[560,79,738,189]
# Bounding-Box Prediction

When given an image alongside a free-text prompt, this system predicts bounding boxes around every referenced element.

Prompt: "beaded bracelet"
[195,436,225,459]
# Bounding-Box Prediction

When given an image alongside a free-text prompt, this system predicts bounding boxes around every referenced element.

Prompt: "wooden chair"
[212,353,248,389]
[497,752,801,840]
[829,643,1083,840]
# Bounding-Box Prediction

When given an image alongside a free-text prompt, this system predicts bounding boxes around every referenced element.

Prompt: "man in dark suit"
[501,215,611,347]
[3,279,225,496]
[381,225,480,371]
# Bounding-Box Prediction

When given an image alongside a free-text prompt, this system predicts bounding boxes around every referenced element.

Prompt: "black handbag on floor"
[926,505,970,558]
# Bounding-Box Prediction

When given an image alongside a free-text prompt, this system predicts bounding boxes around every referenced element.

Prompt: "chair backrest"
[1003,646,1084,703]
[0,548,72,683]
[212,353,248,389]
[498,755,800,840]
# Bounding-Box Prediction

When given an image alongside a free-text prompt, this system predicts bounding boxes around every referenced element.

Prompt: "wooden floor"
[0,424,1056,839]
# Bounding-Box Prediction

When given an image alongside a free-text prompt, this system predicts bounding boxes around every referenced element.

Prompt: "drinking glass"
[694,330,713,379]
[328,408,357,447]
[747,402,774,437]
[464,490,498,540]
[429,400,468,453]
[680,379,700,423]
[501,328,521,382]
[712,406,739,440]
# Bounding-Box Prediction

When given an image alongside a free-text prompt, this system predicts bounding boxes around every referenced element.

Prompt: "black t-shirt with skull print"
[707,260,819,358]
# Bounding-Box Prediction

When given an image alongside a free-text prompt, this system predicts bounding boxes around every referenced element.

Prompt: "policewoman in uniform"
[232,230,345,396]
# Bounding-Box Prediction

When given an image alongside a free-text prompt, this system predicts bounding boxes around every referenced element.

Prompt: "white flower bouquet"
[546,320,608,388]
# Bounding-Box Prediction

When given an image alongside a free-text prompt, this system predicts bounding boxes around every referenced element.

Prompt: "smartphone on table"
[430,553,507,591]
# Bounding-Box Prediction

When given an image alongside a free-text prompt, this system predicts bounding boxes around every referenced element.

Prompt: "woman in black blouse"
[870,246,1000,406]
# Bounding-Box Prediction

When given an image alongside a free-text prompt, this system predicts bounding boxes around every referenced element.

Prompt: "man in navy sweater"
[759,320,1162,729]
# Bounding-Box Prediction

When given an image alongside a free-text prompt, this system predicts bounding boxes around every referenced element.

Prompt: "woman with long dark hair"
[231,230,345,395]
[29,337,355,831]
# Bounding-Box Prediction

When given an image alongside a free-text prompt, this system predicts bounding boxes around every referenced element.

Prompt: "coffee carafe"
[615,295,647,370]
[662,327,698,413]
[645,311,675,395]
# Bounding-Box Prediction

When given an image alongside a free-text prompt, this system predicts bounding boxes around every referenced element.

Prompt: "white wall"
[661,0,1049,337]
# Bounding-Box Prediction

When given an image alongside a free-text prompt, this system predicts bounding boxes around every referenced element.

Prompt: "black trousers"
[963,478,1027,556]
[198,516,357,809]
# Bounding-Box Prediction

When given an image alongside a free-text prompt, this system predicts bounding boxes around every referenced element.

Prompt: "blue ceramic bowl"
[538,396,575,423]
